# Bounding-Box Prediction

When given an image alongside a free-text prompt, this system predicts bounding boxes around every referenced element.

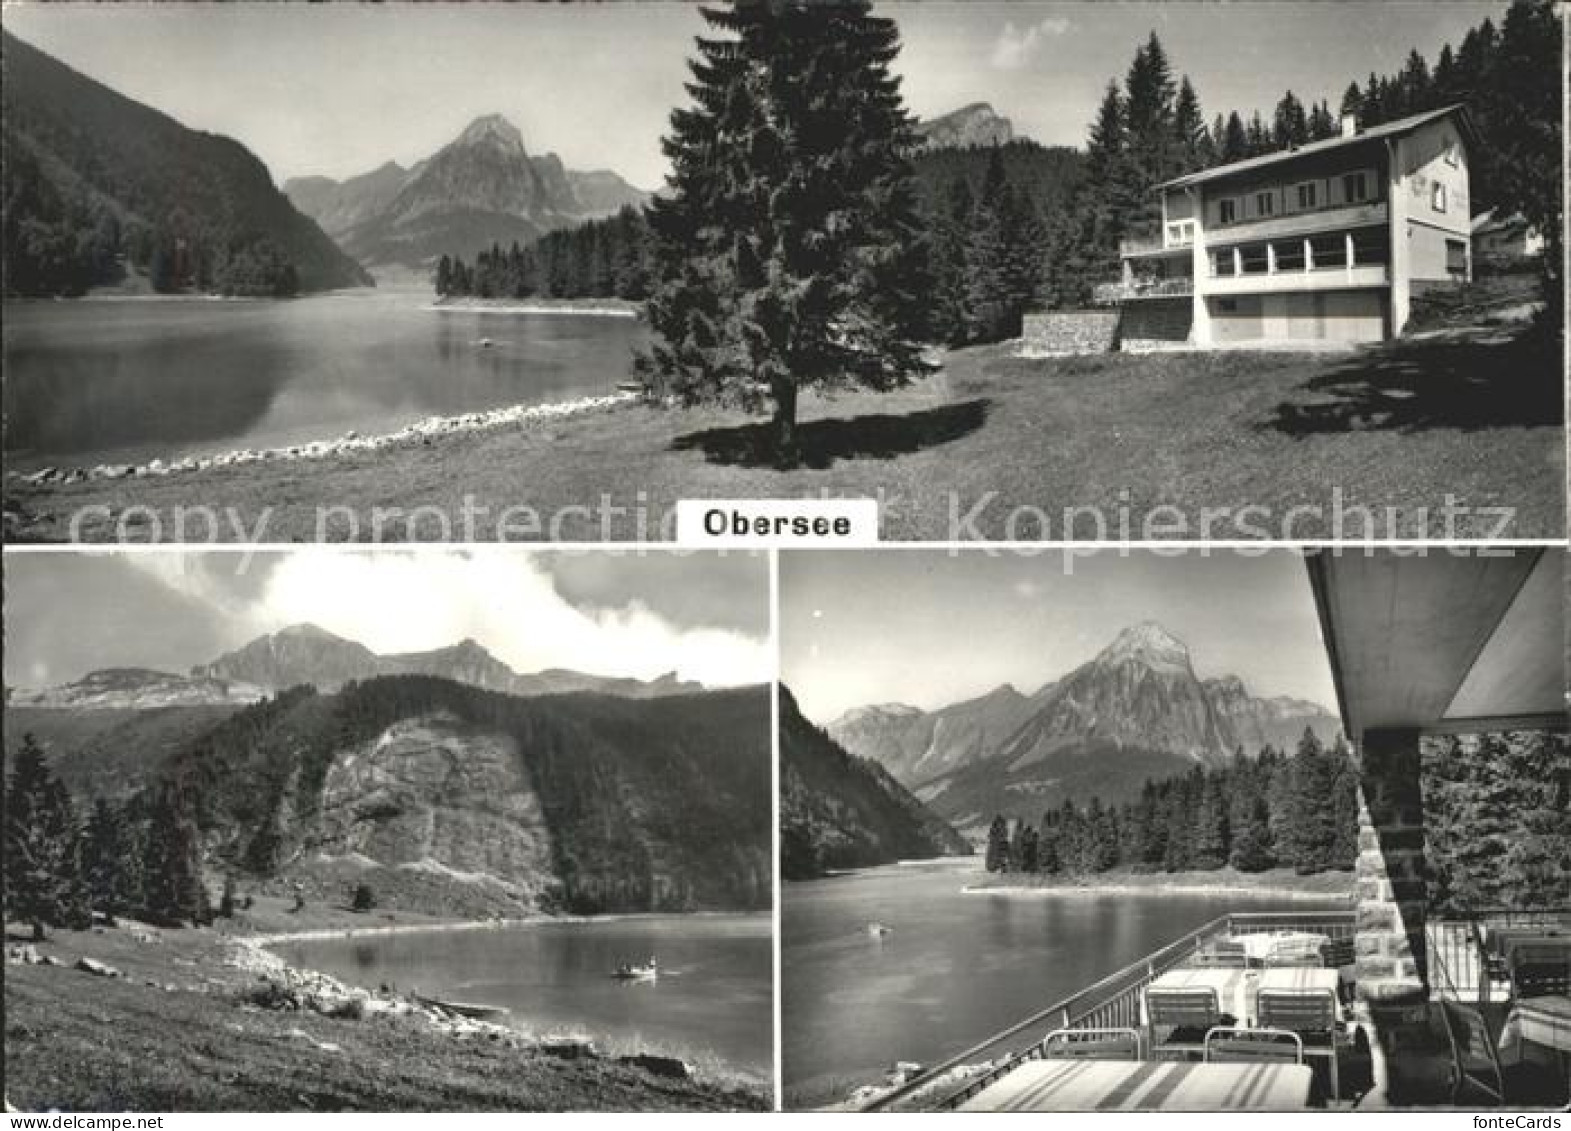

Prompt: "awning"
[1305,549,1565,739]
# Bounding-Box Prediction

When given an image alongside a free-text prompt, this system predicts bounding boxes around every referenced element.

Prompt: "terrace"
[861,549,1568,1113]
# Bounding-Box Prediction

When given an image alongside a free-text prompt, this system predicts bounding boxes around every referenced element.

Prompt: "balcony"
[1203,262,1389,297]
[1208,200,1389,247]
[1093,278,1195,305]
[1120,232,1192,257]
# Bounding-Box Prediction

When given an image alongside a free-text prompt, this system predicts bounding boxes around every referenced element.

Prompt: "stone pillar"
[1356,726,1443,1104]
[1355,726,1429,1001]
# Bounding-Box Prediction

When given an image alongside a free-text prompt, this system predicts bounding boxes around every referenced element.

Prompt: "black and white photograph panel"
[3,1,1562,543]
[778,546,1568,1111]
[2,549,774,1112]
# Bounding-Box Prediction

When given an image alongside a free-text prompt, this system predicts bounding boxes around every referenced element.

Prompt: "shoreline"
[9,390,638,488]
[963,882,1354,901]
[427,297,639,318]
[233,908,773,1087]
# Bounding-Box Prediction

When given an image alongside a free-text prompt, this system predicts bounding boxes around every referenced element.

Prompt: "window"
[1309,234,1346,268]
[1343,172,1369,203]
[1167,220,1193,245]
[1431,183,1447,213]
[1211,249,1235,277]
[1217,299,1238,313]
[1275,240,1306,271]
[1351,229,1389,265]
[1239,244,1270,274]
[1255,192,1275,217]
[1218,198,1238,224]
[1446,239,1467,276]
[1295,182,1318,211]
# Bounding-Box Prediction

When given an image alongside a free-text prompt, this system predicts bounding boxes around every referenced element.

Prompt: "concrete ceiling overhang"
[1306,549,1565,740]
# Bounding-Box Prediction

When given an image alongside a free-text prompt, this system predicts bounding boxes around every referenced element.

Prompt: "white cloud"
[990,15,1071,70]
[129,550,771,689]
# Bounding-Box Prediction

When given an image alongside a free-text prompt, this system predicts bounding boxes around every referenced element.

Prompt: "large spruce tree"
[4,735,82,941]
[639,0,931,467]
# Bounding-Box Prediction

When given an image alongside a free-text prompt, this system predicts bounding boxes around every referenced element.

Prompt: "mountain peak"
[276,623,342,640]
[455,113,526,153]
[1098,621,1192,671]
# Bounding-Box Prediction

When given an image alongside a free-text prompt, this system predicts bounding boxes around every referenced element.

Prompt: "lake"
[273,913,772,1081]
[1,291,647,473]
[782,858,1348,1106]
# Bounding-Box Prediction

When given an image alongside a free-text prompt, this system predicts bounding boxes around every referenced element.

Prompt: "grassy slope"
[4,907,769,1112]
[8,321,1561,541]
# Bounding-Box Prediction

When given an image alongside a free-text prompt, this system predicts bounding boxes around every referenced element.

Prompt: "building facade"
[1105,106,1476,349]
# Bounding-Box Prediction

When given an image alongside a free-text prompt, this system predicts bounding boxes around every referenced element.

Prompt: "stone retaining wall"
[1018,310,1120,357]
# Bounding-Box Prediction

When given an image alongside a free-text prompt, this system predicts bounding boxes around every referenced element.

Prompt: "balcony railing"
[1120,233,1192,257]
[1092,278,1195,304]
[858,909,1356,1113]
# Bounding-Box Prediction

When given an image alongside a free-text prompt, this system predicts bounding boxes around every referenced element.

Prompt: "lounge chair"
[1258,990,1346,1100]
[1149,990,1229,1060]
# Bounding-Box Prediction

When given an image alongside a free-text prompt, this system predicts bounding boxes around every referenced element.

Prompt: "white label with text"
[675,499,879,546]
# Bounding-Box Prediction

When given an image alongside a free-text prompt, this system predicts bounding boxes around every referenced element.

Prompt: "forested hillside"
[1,30,371,297]
[981,729,1360,879]
[779,686,969,881]
[5,678,770,928]
[1423,730,1571,913]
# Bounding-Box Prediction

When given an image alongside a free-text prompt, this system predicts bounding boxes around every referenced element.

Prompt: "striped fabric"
[1145,967,1249,1023]
[1500,994,1571,1055]
[957,1059,1313,1112]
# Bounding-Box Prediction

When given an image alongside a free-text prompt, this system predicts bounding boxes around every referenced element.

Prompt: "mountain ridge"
[2,30,371,295]
[284,114,649,273]
[826,622,1341,831]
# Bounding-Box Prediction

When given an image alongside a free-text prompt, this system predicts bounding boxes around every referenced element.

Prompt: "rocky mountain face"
[915,102,1015,149]
[191,623,703,699]
[828,683,1037,788]
[827,623,1341,834]
[176,678,770,916]
[283,114,648,272]
[1,31,371,294]
[780,686,970,881]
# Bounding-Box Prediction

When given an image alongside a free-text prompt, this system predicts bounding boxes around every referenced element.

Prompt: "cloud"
[990,15,1071,70]
[124,550,771,688]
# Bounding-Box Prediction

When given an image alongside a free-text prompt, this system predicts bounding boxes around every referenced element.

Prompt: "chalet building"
[1471,208,1546,269]
[1102,105,1477,350]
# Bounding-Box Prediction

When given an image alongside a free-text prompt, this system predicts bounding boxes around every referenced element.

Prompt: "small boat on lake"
[414,993,508,1019]
[613,956,659,982]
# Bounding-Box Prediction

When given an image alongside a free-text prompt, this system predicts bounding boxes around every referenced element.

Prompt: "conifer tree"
[82,798,140,924]
[4,735,81,941]
[639,0,932,468]
[142,778,210,926]
[984,814,1011,873]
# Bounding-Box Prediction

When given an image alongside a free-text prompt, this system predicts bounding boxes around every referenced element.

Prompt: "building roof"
[1471,208,1530,236]
[1156,104,1475,192]
[1305,548,1565,740]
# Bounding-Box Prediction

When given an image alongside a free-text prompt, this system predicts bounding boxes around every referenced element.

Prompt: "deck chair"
[1040,1027,1142,1061]
[1258,991,1344,1101]
[1439,1001,1505,1106]
[1319,937,1355,968]
[1510,943,1571,1000]
[1148,990,1229,1060]
[1263,950,1324,969]
[1203,1026,1303,1065]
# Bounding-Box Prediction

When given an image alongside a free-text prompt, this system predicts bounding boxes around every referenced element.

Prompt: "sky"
[1,1,1506,188]
[3,549,770,690]
[780,549,1337,725]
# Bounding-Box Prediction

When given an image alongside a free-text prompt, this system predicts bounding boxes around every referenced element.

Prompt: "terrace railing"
[1429,908,1571,1006]
[859,909,1355,1113]
[1092,278,1195,305]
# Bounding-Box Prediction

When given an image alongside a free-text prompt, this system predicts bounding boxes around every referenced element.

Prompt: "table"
[1488,927,1569,961]
[1230,931,1329,963]
[957,1059,1313,1111]
[1501,995,1571,1055]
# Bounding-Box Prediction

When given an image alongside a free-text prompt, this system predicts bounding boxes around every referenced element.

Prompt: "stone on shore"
[75,957,123,978]
[539,1037,600,1061]
[617,1053,693,1079]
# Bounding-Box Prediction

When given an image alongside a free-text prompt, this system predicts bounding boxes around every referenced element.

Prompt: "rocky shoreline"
[427,299,638,318]
[9,391,638,489]
[227,931,706,1080]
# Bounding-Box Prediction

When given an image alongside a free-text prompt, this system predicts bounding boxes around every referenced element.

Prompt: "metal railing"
[860,909,1355,1113]
[1429,908,1571,1006]
[1429,931,1507,1104]
[1120,233,1192,256]
[1092,278,1195,304]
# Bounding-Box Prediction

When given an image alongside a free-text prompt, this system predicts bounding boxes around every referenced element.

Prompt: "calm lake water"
[782,858,1347,1105]
[1,291,647,472]
[273,913,772,1080]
